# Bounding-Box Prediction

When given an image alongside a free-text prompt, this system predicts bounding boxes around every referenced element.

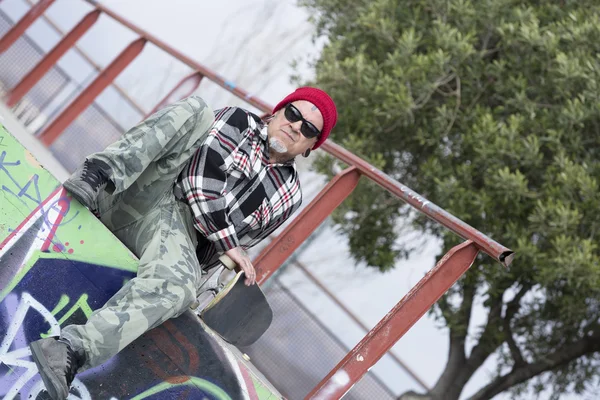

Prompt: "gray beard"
[269,137,288,153]
[268,137,295,163]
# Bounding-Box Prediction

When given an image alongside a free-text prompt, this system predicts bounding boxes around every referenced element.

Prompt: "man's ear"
[264,112,277,124]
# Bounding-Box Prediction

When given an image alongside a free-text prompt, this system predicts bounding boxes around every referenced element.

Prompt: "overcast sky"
[1,0,592,398]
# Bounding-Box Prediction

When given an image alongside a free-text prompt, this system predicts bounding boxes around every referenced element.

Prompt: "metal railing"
[0,1,514,398]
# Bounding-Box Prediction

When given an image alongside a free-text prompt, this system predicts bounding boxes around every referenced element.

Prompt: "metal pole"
[306,240,480,399]
[254,167,361,285]
[146,71,204,117]
[6,10,101,107]
[294,260,431,392]
[321,141,514,267]
[38,38,147,145]
[0,0,55,53]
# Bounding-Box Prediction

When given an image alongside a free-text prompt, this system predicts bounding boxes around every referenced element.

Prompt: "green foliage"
[301,0,600,397]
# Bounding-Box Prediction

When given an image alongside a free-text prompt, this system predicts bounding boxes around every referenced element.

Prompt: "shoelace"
[64,346,80,387]
[81,161,108,190]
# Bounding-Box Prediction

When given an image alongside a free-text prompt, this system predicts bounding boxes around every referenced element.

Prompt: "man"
[28,87,337,400]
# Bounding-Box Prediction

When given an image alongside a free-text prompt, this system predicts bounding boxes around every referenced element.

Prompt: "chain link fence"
[242,277,396,399]
[0,7,145,172]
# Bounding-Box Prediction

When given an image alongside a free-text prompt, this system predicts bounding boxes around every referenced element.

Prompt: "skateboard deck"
[201,270,273,347]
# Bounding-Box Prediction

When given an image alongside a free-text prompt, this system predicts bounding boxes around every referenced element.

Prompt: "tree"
[299,0,600,398]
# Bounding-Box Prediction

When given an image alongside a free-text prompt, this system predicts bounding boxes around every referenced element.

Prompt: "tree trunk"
[397,390,431,400]
[425,334,473,400]
[396,341,472,400]
[467,329,600,400]
[400,328,600,400]
[428,361,477,400]
[399,291,504,400]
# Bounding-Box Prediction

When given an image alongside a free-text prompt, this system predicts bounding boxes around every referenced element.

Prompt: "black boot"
[63,158,111,212]
[29,337,85,400]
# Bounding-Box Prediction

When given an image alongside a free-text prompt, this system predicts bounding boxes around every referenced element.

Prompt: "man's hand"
[224,247,256,286]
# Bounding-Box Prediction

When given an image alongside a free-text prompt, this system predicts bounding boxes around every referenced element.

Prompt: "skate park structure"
[0,1,514,398]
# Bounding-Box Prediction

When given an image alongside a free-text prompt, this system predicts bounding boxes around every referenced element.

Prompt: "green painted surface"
[0,127,138,270]
[0,124,281,399]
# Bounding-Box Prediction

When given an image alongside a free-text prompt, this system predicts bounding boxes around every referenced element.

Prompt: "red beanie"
[272,87,337,150]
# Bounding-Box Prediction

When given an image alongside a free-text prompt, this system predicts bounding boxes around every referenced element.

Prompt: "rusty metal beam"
[38,37,147,146]
[0,0,55,53]
[22,0,147,115]
[146,71,204,117]
[321,141,514,267]
[306,240,480,399]
[6,10,101,107]
[82,2,513,270]
[80,1,516,271]
[254,167,361,285]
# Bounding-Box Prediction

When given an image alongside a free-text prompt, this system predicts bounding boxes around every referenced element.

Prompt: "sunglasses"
[283,104,321,139]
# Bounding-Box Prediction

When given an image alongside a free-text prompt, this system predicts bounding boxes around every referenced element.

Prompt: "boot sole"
[63,180,94,210]
[30,341,69,400]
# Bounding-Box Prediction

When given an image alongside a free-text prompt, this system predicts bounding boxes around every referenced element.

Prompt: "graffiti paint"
[0,125,281,399]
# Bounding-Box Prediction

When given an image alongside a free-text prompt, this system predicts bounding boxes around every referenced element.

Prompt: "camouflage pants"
[61,96,214,371]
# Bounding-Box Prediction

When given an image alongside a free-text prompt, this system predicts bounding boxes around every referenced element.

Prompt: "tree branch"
[480,29,493,53]
[466,293,504,369]
[413,73,456,109]
[456,278,477,337]
[441,75,461,138]
[504,284,530,321]
[428,280,479,399]
[437,295,454,324]
[502,284,531,367]
[503,319,525,367]
[467,328,600,400]
[435,277,477,340]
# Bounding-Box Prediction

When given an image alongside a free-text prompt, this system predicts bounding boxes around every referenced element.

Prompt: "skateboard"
[201,256,273,347]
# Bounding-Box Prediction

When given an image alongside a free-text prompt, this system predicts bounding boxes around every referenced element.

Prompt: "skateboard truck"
[190,254,238,311]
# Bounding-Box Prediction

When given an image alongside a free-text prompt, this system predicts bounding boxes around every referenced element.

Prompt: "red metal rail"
[0,0,54,52]
[0,2,514,398]
[6,10,101,107]
[294,259,432,392]
[146,71,204,118]
[21,0,146,116]
[38,38,147,145]
[307,241,480,399]
[86,0,273,114]
[254,166,362,285]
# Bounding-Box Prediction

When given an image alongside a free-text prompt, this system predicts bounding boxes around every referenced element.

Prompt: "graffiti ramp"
[0,124,282,400]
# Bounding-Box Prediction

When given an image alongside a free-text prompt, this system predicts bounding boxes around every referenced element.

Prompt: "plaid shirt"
[175,106,302,265]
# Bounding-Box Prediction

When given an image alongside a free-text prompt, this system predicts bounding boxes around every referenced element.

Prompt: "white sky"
[1,0,592,398]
